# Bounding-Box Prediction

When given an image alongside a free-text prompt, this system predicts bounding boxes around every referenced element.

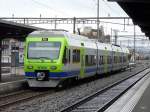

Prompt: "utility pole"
[97,0,100,42]
[73,17,76,34]
[54,15,57,29]
[54,19,57,29]
[111,28,112,44]
[114,29,118,45]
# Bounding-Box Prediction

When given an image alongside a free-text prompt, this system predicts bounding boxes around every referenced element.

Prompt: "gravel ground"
[1,62,149,112]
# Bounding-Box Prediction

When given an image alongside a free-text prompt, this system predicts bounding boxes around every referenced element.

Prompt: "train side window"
[99,56,101,65]
[120,56,122,63]
[73,49,80,63]
[102,56,104,64]
[114,56,116,63]
[108,56,111,64]
[114,56,115,63]
[110,56,112,64]
[113,56,115,63]
[73,49,76,63]
[101,56,102,64]
[92,55,96,65]
[124,56,126,62]
[85,55,89,66]
[107,56,108,64]
[100,56,102,64]
[68,49,70,63]
[85,55,96,66]
[108,56,110,64]
[123,56,125,62]
[116,56,118,63]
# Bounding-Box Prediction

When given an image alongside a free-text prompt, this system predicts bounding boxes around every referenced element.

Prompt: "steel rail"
[0,90,31,99]
[60,67,150,112]
[0,89,54,109]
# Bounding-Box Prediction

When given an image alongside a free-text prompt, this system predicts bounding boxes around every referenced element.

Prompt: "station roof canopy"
[0,19,42,40]
[108,0,150,38]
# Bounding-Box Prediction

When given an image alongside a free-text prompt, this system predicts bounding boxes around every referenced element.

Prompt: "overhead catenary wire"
[102,0,122,16]
[30,0,70,17]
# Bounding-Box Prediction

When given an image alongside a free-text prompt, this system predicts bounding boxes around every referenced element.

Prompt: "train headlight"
[27,65,33,69]
[50,66,57,70]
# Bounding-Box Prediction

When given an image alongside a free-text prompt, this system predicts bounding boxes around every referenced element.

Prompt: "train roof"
[28,30,66,37]
[96,42,112,51]
[121,47,130,54]
[28,30,94,41]
[66,32,97,49]
[28,30,129,53]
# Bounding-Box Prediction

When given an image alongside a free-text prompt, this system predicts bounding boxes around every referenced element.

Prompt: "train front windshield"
[28,42,61,60]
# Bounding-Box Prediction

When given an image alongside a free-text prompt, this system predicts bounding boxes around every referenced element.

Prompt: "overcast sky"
[0,0,147,41]
[0,0,128,17]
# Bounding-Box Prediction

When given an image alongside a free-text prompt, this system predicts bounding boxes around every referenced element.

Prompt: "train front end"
[24,31,67,87]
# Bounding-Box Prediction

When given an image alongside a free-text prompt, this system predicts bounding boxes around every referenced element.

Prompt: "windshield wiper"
[39,57,52,60]
[29,57,51,60]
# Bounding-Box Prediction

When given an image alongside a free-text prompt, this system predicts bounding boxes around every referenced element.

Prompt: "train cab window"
[73,49,80,63]
[28,41,61,60]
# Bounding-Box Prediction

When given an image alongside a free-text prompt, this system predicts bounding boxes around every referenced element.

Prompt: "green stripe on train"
[80,44,85,78]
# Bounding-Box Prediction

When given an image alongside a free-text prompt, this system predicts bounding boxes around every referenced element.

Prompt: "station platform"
[105,71,150,112]
[0,66,25,83]
[0,67,26,95]
[0,75,25,83]
[132,77,150,112]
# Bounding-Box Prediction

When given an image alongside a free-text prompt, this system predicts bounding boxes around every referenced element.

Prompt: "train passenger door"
[80,43,85,78]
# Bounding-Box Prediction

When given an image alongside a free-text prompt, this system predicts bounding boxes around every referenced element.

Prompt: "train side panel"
[83,40,97,78]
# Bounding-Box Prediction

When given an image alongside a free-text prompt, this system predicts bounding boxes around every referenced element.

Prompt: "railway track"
[0,89,54,109]
[60,67,150,112]
[0,66,149,111]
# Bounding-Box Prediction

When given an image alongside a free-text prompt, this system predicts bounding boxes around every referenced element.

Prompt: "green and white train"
[24,30,130,87]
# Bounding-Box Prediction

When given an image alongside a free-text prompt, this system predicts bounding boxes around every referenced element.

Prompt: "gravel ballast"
[1,63,149,112]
